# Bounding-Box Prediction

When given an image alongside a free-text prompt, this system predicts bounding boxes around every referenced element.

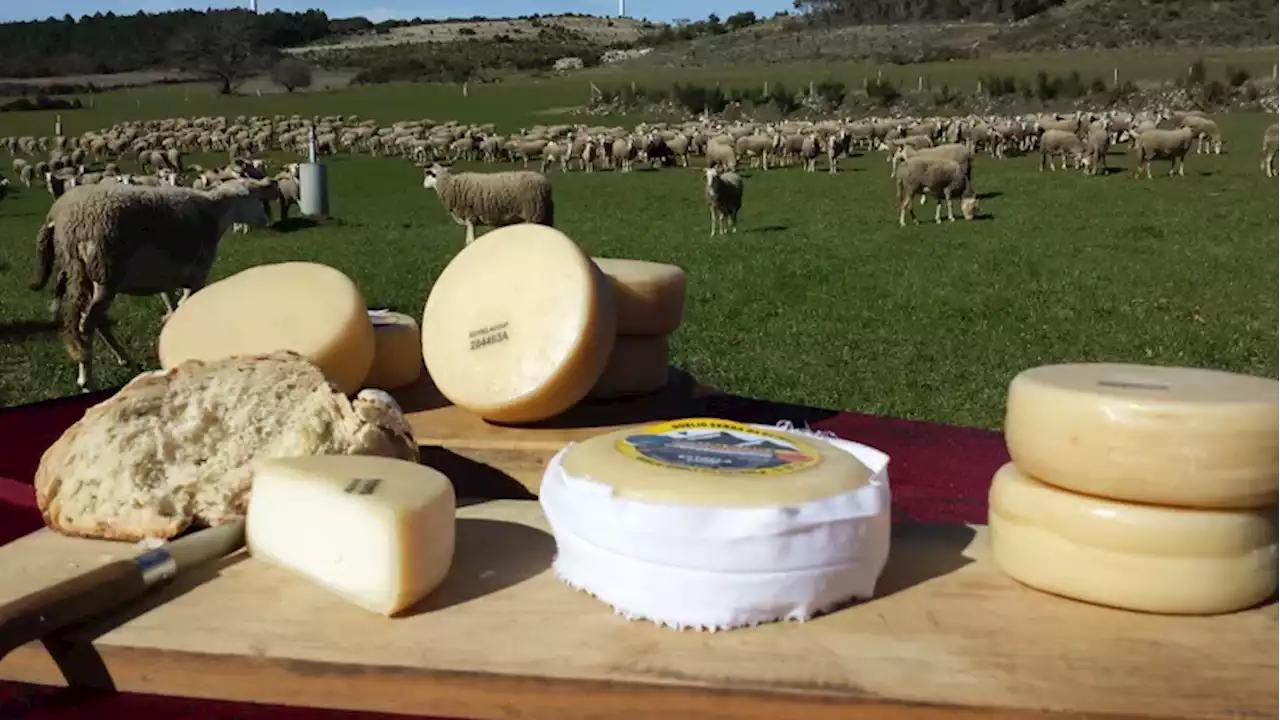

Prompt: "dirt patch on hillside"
[288,15,649,55]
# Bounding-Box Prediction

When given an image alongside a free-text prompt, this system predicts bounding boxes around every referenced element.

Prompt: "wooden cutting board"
[394,366,726,495]
[0,499,1274,720]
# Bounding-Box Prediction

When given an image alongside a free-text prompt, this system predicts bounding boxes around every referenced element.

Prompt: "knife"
[0,519,245,661]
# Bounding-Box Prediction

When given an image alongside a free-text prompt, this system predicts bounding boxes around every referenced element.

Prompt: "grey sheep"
[29,181,271,392]
[1133,127,1195,179]
[1084,127,1111,176]
[894,156,979,227]
[421,162,554,245]
[704,166,743,236]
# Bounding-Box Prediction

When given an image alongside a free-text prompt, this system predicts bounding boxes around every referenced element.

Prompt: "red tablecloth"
[0,390,1010,719]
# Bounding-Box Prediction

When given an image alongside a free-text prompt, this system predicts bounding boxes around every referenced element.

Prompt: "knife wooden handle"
[0,559,147,660]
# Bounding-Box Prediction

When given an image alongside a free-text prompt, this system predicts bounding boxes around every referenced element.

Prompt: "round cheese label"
[614,418,823,476]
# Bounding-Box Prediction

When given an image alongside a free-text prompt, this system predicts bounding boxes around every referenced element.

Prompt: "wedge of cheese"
[246,455,456,616]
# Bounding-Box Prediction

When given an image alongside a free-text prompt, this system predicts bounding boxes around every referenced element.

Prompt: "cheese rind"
[363,310,423,391]
[988,462,1278,615]
[245,455,456,616]
[158,262,375,395]
[422,224,616,423]
[592,258,686,335]
[587,334,670,399]
[1005,363,1279,509]
[540,421,892,630]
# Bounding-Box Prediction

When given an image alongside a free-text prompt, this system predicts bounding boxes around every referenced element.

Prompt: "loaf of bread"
[34,351,421,542]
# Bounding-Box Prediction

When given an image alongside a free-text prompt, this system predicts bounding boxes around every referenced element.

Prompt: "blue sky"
[0,0,796,24]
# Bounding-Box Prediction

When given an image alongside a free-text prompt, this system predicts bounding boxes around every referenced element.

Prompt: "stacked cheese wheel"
[588,258,686,400]
[989,363,1279,615]
[420,224,689,424]
[539,418,893,631]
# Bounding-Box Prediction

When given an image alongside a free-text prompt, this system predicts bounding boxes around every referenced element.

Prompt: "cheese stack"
[989,362,1279,615]
[588,258,686,400]
[539,418,893,631]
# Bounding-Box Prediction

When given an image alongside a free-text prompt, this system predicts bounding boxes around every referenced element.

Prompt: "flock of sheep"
[0,107,1274,391]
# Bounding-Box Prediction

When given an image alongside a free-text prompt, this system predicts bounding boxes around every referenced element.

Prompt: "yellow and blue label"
[614,418,821,476]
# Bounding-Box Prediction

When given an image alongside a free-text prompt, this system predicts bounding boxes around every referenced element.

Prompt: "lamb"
[420,162,554,245]
[1261,124,1278,178]
[704,166,743,237]
[1133,127,1195,179]
[30,181,271,391]
[1038,129,1087,171]
[893,156,979,227]
[894,143,974,184]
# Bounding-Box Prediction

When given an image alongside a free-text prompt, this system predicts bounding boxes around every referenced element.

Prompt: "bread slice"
[34,351,421,542]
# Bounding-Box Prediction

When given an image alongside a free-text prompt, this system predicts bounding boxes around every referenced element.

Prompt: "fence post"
[462,82,468,97]
[1113,67,1118,87]
[976,79,983,95]
[917,76,923,92]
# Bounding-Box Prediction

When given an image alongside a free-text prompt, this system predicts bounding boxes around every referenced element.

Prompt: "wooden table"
[1,374,1275,719]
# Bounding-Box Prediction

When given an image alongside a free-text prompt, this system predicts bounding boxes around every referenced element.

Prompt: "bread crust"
[34,351,420,542]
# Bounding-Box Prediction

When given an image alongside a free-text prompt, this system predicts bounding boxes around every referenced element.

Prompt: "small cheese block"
[158,262,375,395]
[540,419,893,630]
[587,334,670,400]
[422,224,616,424]
[592,258,686,335]
[988,462,1278,615]
[1005,363,1279,509]
[245,455,457,616]
[363,310,423,391]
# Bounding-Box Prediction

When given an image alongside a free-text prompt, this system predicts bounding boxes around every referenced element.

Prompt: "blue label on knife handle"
[133,548,178,587]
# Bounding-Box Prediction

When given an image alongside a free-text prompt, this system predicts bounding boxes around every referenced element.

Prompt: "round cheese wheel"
[421,224,616,424]
[540,419,893,630]
[988,462,1278,615]
[1005,363,1278,509]
[363,310,423,391]
[158,262,374,395]
[587,334,670,400]
[592,258,686,335]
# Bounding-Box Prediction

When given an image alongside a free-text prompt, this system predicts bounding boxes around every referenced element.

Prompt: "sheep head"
[961,197,980,220]
[421,163,450,190]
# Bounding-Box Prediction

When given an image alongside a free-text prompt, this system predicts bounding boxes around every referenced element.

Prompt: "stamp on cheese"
[615,418,822,475]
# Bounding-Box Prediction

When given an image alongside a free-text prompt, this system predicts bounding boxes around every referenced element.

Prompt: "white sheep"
[894,156,979,227]
[420,162,554,245]
[1133,127,1195,179]
[704,166,743,236]
[1261,124,1278,178]
[30,181,271,391]
[1039,129,1087,171]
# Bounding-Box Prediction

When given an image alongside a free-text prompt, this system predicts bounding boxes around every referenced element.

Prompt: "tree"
[169,12,267,95]
[271,56,313,92]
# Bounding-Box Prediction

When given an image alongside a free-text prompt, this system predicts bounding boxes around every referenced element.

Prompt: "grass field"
[0,77,1276,427]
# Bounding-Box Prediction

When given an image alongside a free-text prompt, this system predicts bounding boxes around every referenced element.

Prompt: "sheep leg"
[96,322,132,367]
[709,208,717,237]
[465,221,476,245]
[946,194,956,222]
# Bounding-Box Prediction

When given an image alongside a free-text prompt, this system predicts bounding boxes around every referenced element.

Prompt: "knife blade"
[0,519,245,661]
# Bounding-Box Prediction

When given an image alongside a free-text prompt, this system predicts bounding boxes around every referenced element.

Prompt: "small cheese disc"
[540,419,893,630]
[422,224,616,424]
[246,454,456,616]
[1005,363,1279,509]
[363,310,423,391]
[587,334,670,400]
[988,462,1278,615]
[158,262,375,395]
[592,258,686,335]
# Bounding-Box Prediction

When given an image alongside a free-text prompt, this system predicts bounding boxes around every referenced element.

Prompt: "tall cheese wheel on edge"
[363,310,423,391]
[592,258,686,335]
[587,334,670,400]
[539,418,892,630]
[422,224,616,424]
[1005,363,1279,509]
[989,462,1278,615]
[158,262,375,395]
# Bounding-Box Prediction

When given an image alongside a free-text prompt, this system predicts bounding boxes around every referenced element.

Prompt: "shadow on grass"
[976,191,1002,200]
[272,217,320,233]
[0,320,59,340]
[753,224,789,233]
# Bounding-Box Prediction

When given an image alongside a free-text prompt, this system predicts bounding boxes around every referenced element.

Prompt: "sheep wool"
[422,163,554,245]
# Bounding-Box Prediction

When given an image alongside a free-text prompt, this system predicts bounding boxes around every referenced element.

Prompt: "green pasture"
[0,75,1275,426]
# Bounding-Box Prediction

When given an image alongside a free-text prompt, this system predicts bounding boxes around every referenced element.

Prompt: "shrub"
[1226,65,1251,88]
[1186,58,1206,86]
[457,27,477,36]
[1199,79,1229,107]
[813,79,846,107]
[866,78,900,106]
[980,74,1018,97]
[270,57,313,92]
[671,82,727,114]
